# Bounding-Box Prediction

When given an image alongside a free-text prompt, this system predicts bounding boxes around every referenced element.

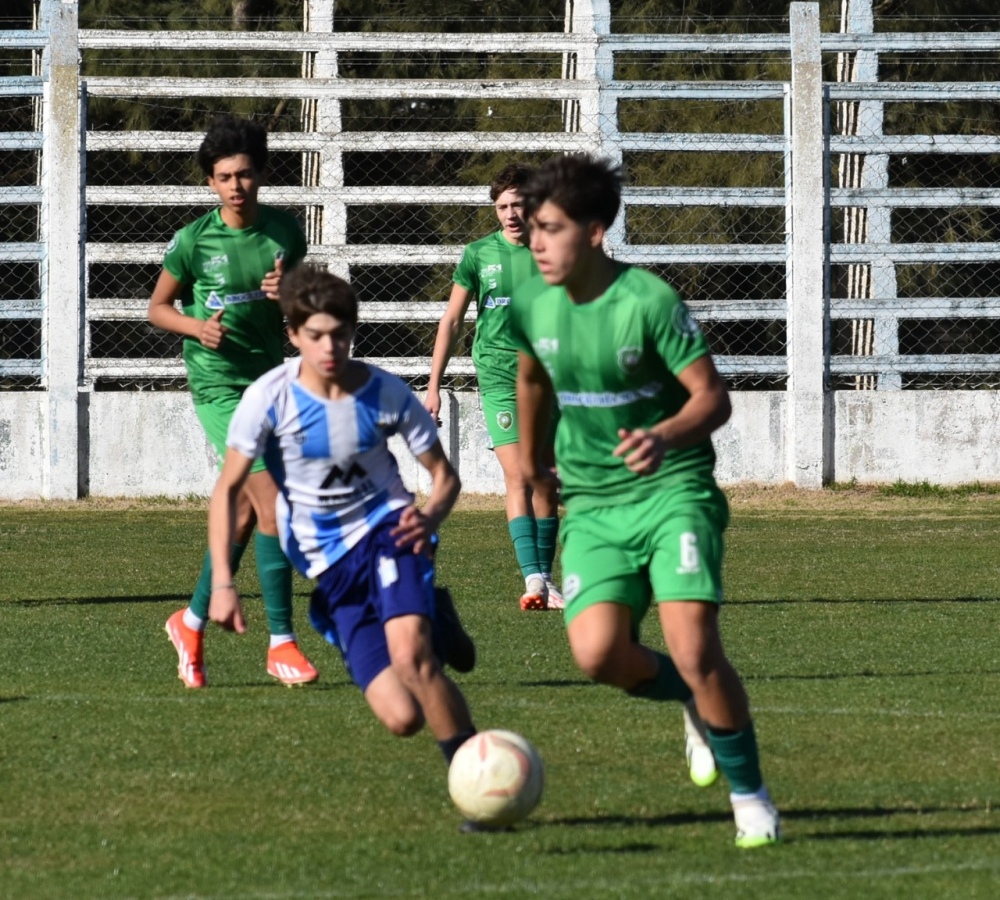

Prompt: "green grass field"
[1,489,999,899]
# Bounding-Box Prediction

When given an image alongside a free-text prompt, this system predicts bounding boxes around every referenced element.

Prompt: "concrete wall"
[1,388,996,499]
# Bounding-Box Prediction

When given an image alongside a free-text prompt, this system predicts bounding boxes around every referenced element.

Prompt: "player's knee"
[570,639,620,685]
[379,703,425,737]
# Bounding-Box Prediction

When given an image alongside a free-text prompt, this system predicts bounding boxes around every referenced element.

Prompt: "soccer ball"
[448,729,544,827]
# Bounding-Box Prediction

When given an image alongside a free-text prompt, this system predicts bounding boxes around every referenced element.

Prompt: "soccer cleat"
[165,609,206,689]
[519,574,549,611]
[266,641,319,687]
[435,587,476,673]
[683,699,719,787]
[733,793,782,848]
[543,579,565,610]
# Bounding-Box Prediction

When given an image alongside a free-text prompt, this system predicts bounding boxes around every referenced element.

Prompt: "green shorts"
[194,391,268,474]
[480,388,519,449]
[559,482,729,627]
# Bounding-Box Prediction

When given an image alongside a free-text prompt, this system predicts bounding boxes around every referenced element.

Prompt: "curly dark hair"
[196,116,269,176]
[280,265,359,332]
[489,162,535,201]
[521,154,622,228]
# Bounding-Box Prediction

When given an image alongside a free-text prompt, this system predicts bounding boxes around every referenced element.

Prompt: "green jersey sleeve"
[452,243,480,293]
[644,280,711,378]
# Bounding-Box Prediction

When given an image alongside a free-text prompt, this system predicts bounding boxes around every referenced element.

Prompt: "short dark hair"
[280,265,359,332]
[521,154,622,229]
[196,116,269,176]
[489,162,535,202]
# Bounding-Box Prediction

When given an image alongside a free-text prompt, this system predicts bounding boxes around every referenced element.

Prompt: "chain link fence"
[4,2,1000,396]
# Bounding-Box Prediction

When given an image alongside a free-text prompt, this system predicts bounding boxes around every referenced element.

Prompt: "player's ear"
[587,219,606,249]
[287,325,300,348]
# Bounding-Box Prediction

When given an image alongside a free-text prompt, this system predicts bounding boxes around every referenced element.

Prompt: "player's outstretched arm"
[391,441,461,556]
[148,269,228,349]
[614,355,732,475]
[425,284,473,420]
[207,448,255,633]
[516,350,559,494]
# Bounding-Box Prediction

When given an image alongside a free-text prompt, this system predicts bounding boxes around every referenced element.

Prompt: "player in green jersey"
[510,154,780,848]
[147,116,318,689]
[425,164,561,612]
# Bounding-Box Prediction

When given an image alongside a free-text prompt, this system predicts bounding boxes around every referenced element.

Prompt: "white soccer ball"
[448,729,544,827]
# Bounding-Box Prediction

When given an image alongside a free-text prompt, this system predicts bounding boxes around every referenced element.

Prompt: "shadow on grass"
[745,668,1000,681]
[548,804,998,840]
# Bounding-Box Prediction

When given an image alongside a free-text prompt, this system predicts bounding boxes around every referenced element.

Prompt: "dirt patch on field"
[3,483,999,516]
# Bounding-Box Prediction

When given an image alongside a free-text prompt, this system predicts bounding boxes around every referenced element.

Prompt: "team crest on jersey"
[166,235,178,253]
[562,573,582,602]
[292,429,307,445]
[617,345,642,374]
[672,303,702,339]
[496,410,513,431]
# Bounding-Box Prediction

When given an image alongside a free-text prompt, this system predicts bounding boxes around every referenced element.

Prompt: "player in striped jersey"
[207,266,479,796]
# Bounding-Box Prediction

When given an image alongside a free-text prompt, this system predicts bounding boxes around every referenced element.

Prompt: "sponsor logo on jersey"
[320,461,369,489]
[617,345,642,374]
[672,302,702,339]
[483,295,511,309]
[533,337,559,355]
[205,289,268,310]
[496,410,513,431]
[562,574,582,602]
[204,254,228,272]
[557,381,663,408]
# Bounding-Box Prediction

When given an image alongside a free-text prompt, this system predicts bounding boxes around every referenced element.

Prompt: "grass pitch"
[1,488,999,898]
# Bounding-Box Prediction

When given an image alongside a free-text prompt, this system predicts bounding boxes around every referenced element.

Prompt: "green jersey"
[509,263,717,511]
[163,206,307,404]
[453,230,539,392]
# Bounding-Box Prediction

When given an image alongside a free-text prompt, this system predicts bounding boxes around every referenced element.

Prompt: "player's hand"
[613,427,667,475]
[209,585,247,634]
[199,309,227,349]
[390,504,435,556]
[423,388,442,426]
[525,464,561,498]
[261,256,284,301]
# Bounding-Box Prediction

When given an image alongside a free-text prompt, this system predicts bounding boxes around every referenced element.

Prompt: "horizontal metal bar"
[0,243,43,262]
[0,360,41,376]
[830,135,1000,155]
[830,354,1000,373]
[0,187,42,205]
[0,300,41,319]
[615,245,788,264]
[828,82,1000,101]
[82,77,595,100]
[0,32,47,50]
[0,133,42,151]
[85,186,487,206]
[830,188,1000,208]
[831,243,1000,263]
[830,298,1000,318]
[0,77,43,97]
[74,29,1000,54]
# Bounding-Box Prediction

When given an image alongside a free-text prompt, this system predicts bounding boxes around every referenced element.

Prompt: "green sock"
[508,516,541,579]
[707,721,764,795]
[189,543,247,620]
[535,516,559,576]
[627,651,693,703]
[255,533,294,636]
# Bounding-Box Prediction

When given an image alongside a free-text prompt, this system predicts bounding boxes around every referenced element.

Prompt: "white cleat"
[733,791,782,848]
[683,700,719,787]
[544,579,565,610]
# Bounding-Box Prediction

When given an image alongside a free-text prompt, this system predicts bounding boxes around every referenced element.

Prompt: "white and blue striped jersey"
[226,358,439,578]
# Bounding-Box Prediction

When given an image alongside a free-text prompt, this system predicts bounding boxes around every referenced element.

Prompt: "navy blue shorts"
[308,512,442,692]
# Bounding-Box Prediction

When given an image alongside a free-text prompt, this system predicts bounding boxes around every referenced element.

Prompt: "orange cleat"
[165,609,206,689]
[267,641,319,686]
[519,575,549,611]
